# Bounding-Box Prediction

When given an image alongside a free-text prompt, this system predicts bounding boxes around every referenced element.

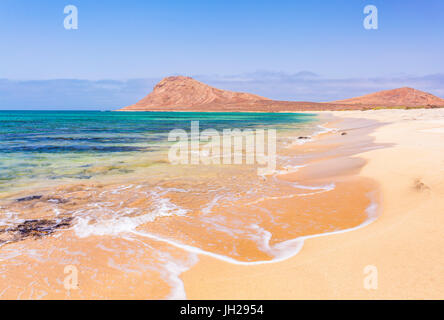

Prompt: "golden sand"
[4,109,440,299]
[0,113,384,299]
[182,109,444,299]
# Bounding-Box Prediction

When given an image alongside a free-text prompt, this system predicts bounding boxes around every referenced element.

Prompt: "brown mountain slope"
[332,87,444,107]
[119,76,270,111]
[118,77,444,112]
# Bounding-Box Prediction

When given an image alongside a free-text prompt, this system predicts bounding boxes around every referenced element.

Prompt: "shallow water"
[0,111,374,299]
[0,111,319,193]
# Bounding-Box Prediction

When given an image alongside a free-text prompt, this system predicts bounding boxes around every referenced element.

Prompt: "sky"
[0,0,443,109]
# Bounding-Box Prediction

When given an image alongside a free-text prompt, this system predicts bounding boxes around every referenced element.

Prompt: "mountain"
[118,77,444,111]
[118,76,269,111]
[331,87,444,107]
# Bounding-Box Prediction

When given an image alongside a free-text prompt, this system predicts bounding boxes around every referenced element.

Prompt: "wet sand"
[182,109,444,299]
[0,113,385,299]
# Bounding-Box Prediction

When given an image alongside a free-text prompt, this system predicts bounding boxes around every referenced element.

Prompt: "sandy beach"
[182,108,444,299]
[2,0,444,303]
[2,111,375,299]
[1,108,443,299]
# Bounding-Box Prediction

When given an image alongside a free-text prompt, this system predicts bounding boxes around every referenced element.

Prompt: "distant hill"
[118,77,444,111]
[331,87,444,107]
[119,76,269,111]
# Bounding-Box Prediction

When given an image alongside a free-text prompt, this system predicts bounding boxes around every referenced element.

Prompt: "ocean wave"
[73,192,188,238]
[131,198,379,266]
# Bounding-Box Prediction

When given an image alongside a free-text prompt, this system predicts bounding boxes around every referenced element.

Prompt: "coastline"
[2,111,369,299]
[182,108,444,299]
[1,109,443,299]
[0,111,381,299]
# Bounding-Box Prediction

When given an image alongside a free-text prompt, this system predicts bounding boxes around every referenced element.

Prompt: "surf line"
[131,200,379,266]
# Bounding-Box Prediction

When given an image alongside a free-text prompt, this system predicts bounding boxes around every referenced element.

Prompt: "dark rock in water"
[341,132,348,136]
[0,217,73,243]
[16,195,42,202]
[17,219,71,238]
[15,195,68,204]
[76,175,92,180]
[17,220,54,237]
[298,136,311,139]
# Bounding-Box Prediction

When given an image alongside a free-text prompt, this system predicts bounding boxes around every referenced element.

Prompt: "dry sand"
[182,108,444,299]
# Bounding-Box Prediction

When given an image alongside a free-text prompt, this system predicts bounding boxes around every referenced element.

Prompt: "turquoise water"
[0,111,319,193]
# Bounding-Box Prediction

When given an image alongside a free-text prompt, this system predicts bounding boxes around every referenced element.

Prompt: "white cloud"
[1,72,443,109]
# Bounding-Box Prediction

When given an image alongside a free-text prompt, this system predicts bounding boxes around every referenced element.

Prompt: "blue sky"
[0,0,443,109]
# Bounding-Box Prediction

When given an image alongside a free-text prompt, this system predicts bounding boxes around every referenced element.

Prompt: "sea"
[0,111,373,299]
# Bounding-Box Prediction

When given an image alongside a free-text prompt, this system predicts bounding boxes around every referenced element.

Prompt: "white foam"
[317,124,337,134]
[201,195,223,214]
[131,199,378,266]
[287,123,337,148]
[246,183,335,205]
[73,194,188,238]
[264,164,306,177]
[161,253,199,300]
[289,137,313,146]
[291,182,336,191]
[0,211,24,228]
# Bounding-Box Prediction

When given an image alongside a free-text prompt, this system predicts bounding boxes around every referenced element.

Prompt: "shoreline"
[128,115,382,267]
[182,108,444,299]
[0,112,381,299]
[1,109,443,299]
[176,114,385,292]
[115,107,444,113]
